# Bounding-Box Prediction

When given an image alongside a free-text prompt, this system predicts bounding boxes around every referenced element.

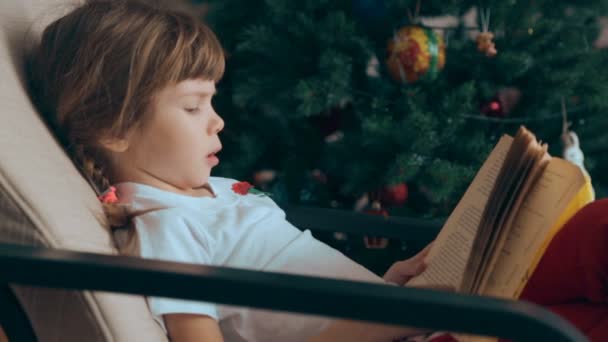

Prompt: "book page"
[462,129,537,293]
[407,136,512,288]
[474,141,550,294]
[482,158,585,298]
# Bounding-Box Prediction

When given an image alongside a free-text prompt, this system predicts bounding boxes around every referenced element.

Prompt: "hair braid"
[73,144,130,228]
[73,144,106,193]
[73,145,141,254]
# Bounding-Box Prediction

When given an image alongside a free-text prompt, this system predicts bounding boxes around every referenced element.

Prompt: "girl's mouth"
[206,153,219,166]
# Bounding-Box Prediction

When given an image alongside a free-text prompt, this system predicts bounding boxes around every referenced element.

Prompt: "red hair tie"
[98,186,118,204]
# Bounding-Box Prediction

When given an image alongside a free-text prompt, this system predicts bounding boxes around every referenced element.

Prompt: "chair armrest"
[0,243,587,342]
[284,205,442,241]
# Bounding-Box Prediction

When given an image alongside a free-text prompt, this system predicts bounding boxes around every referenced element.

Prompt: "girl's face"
[110,78,224,197]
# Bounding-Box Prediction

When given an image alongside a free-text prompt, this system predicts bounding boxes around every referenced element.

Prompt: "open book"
[408,126,591,300]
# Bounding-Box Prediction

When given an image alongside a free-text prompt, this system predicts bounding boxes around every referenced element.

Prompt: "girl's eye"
[185,107,199,113]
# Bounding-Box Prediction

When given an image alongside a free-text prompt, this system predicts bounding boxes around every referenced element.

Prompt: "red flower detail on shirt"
[232,181,253,195]
[231,181,272,197]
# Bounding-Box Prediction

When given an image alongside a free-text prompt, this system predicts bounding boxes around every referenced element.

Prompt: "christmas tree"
[204,0,608,221]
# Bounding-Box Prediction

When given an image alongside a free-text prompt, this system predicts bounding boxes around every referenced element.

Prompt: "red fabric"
[516,199,608,341]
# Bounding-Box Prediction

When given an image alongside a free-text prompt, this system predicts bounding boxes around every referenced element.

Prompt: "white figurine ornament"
[560,97,595,199]
[562,130,589,177]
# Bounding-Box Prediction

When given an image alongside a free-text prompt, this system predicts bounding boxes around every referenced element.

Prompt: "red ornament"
[232,181,253,195]
[481,87,522,118]
[380,183,409,206]
[481,98,504,117]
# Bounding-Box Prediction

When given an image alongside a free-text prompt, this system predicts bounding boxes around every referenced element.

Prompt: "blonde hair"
[28,0,225,229]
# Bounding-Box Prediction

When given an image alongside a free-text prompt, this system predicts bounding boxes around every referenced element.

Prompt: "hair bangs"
[161,14,225,85]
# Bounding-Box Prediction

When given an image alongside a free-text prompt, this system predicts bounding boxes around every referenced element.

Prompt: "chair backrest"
[0,1,167,341]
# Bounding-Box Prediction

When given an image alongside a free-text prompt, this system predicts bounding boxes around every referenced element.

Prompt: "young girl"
[27,1,436,341]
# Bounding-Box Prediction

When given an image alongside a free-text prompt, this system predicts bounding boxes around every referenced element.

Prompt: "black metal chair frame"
[0,205,588,342]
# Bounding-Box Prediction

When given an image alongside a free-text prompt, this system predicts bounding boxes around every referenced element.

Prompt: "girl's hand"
[383,242,433,286]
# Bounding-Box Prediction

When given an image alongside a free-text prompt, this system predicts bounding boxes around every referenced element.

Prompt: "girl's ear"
[99,136,130,153]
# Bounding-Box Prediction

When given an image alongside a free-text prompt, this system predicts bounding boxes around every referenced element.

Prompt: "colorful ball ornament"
[386,25,446,84]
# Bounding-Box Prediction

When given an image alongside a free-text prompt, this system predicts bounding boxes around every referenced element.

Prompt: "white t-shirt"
[113,177,386,342]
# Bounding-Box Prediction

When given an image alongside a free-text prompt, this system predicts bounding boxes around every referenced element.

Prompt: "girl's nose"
[210,110,224,135]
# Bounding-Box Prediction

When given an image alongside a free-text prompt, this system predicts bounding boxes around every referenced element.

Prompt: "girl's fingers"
[414,262,427,275]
